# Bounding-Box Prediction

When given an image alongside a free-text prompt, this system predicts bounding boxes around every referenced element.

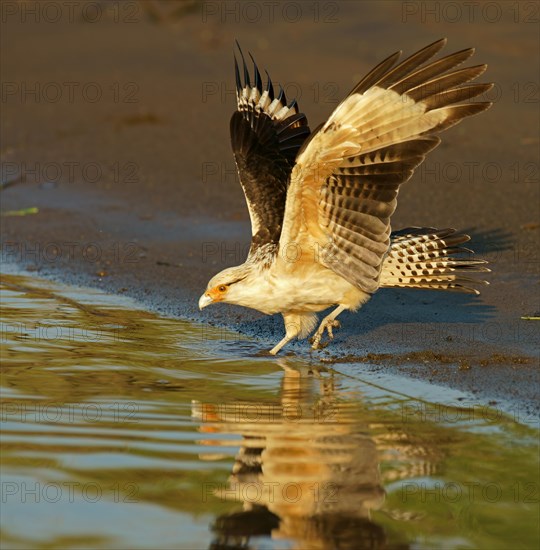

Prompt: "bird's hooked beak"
[198,292,213,310]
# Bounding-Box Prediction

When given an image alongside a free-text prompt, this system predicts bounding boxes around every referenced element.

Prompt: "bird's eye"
[218,285,227,292]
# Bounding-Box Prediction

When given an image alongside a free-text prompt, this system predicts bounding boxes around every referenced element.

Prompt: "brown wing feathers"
[320,137,441,291]
[314,40,492,293]
[230,44,310,255]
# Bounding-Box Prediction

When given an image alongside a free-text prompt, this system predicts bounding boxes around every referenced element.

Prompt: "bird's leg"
[269,315,301,355]
[269,335,293,355]
[311,305,346,350]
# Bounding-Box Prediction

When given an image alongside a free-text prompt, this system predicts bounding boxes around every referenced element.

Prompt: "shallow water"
[1,272,538,550]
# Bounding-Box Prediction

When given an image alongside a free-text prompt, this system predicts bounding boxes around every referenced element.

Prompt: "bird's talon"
[311,318,340,349]
[311,340,327,350]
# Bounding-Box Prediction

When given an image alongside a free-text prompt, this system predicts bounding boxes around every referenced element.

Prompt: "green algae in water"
[0,272,538,549]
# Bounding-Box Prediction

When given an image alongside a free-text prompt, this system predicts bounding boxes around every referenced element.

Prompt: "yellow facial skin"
[199,285,228,309]
[208,285,228,302]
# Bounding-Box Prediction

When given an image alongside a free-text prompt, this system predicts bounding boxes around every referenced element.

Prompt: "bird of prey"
[199,39,492,355]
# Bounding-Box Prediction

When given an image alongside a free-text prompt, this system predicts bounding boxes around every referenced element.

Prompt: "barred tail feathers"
[380,228,490,294]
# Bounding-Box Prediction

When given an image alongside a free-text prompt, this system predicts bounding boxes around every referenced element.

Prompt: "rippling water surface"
[1,272,538,549]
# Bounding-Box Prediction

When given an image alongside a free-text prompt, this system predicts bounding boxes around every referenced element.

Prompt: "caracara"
[199,39,492,355]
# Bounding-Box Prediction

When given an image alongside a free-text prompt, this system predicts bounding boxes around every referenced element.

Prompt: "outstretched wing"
[279,38,492,293]
[230,43,311,258]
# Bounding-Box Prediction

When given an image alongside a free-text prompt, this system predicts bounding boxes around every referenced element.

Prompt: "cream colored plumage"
[199,39,491,355]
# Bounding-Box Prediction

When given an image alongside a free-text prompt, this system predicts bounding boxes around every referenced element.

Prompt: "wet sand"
[1,2,539,416]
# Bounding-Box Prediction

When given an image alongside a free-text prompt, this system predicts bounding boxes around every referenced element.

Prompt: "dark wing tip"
[233,53,241,93]
[277,85,287,106]
[264,69,274,99]
[234,40,251,88]
[248,52,262,93]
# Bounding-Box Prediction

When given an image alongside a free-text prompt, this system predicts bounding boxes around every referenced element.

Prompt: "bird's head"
[199,265,254,310]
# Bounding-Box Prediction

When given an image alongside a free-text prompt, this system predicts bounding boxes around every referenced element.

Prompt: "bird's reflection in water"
[192,360,424,549]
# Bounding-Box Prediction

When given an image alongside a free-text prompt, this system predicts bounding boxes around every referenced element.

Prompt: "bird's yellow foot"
[310,319,341,350]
